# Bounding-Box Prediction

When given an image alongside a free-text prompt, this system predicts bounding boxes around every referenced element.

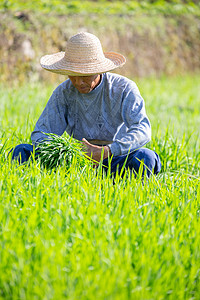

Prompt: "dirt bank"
[0,11,200,82]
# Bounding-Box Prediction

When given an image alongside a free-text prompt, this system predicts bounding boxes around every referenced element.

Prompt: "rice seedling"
[36,132,92,171]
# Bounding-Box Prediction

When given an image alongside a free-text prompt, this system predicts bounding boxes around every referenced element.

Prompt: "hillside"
[0,1,200,83]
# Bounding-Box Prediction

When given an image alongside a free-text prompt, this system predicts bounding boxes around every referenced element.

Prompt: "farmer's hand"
[82,138,111,164]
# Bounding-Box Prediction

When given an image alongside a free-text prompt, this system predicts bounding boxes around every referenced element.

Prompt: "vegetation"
[36,133,91,171]
[1,0,200,82]
[0,0,199,298]
[1,0,200,15]
[0,74,199,299]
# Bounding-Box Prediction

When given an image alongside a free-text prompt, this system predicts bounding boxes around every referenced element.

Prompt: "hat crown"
[65,32,105,64]
[40,31,126,76]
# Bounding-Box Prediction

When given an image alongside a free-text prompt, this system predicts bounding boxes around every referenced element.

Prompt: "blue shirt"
[31,72,151,156]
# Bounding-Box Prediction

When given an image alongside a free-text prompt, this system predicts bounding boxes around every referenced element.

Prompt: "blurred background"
[0,0,200,84]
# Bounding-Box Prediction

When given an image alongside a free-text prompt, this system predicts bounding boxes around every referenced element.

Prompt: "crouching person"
[11,32,161,177]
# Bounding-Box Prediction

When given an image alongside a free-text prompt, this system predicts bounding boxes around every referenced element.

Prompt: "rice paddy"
[0,74,199,299]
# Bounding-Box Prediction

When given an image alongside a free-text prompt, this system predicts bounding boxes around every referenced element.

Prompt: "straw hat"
[40,32,126,76]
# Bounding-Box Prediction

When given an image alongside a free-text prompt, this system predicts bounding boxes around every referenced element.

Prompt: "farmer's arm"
[31,88,68,145]
[82,84,150,161]
[108,83,151,156]
[82,81,151,161]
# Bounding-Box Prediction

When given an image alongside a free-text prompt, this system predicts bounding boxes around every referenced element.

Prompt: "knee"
[10,144,33,164]
[129,148,161,176]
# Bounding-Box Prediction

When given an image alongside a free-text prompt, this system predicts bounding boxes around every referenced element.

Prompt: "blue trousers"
[10,144,161,177]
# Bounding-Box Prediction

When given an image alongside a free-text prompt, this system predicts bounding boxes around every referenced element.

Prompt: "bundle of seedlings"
[36,133,91,170]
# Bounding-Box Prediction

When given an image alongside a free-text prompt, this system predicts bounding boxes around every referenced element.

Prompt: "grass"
[1,0,200,16]
[0,74,200,299]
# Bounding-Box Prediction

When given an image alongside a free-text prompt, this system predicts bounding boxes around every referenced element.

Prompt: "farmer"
[11,32,161,177]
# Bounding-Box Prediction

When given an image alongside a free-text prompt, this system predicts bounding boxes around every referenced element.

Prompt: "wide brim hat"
[40,32,126,76]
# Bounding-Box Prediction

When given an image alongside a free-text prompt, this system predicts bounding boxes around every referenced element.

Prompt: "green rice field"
[0,74,199,299]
